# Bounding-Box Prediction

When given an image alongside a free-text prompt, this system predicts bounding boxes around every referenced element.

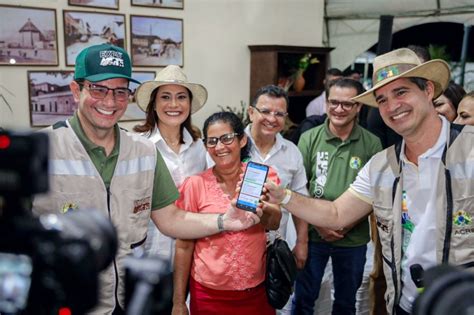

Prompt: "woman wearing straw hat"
[134,65,208,261]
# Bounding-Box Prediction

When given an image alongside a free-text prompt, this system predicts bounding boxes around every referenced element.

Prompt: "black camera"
[412,264,474,315]
[0,130,118,314]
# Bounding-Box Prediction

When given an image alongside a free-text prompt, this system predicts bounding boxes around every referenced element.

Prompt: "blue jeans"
[292,242,367,315]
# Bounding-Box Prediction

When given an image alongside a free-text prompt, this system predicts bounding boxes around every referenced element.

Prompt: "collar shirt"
[350,116,449,312]
[244,125,309,243]
[70,112,120,188]
[148,127,207,187]
[398,116,448,312]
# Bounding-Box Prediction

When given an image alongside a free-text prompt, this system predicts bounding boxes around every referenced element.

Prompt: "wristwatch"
[217,213,225,232]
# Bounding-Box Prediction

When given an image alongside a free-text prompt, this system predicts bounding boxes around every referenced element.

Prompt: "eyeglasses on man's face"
[252,106,288,119]
[204,132,240,148]
[79,82,132,102]
[327,99,358,111]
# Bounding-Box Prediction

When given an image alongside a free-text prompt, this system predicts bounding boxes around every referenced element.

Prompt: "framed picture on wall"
[131,0,184,10]
[63,10,126,66]
[0,5,58,66]
[120,71,155,122]
[68,0,120,10]
[28,71,75,127]
[130,15,183,67]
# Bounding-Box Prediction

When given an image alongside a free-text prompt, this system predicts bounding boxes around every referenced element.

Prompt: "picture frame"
[130,15,183,67]
[131,0,183,10]
[121,71,156,122]
[63,10,126,66]
[28,71,75,127]
[0,5,58,66]
[68,0,120,10]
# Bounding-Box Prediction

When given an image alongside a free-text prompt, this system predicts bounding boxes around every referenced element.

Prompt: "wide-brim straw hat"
[135,65,208,114]
[352,48,450,107]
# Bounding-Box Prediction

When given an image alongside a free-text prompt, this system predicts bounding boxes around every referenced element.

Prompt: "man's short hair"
[251,85,289,108]
[407,45,431,62]
[327,78,366,98]
[327,68,343,77]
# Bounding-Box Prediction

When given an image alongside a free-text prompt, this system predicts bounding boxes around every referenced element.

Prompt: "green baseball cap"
[74,43,140,84]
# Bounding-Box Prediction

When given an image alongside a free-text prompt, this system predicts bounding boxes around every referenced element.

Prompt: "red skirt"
[189,277,275,315]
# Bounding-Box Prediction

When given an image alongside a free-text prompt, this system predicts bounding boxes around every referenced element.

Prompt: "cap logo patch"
[99,50,124,67]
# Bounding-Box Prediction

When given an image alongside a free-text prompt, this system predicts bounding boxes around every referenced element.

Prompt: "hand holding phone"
[236,162,269,212]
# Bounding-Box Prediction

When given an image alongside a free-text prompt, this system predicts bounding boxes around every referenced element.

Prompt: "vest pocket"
[123,189,152,244]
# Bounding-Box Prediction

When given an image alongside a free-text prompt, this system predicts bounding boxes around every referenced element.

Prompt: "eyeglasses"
[79,82,132,102]
[204,132,240,148]
[327,99,358,111]
[252,106,288,119]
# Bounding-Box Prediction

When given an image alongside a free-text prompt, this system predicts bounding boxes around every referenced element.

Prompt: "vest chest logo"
[349,156,362,170]
[133,197,151,213]
[62,202,78,213]
[453,210,473,235]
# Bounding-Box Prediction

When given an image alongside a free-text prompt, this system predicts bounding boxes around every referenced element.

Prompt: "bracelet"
[280,189,292,206]
[217,213,225,232]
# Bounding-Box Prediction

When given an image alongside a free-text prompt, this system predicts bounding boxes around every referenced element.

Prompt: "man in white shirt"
[265,48,474,315]
[246,85,309,315]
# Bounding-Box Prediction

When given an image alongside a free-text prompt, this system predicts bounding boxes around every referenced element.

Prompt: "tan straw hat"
[352,48,450,107]
[135,65,208,114]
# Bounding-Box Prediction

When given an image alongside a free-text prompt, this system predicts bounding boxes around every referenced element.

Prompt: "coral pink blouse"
[176,163,279,291]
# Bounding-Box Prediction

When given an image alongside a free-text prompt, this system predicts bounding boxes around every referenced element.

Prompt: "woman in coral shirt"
[172,112,281,315]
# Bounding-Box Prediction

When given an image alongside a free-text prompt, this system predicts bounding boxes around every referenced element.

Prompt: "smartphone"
[236,162,269,212]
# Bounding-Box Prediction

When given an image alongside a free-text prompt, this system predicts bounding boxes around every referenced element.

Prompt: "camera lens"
[39,210,117,271]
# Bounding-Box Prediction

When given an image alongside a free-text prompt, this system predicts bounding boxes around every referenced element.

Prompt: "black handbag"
[265,237,298,309]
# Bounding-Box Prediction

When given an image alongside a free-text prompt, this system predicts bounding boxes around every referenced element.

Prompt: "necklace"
[162,136,180,146]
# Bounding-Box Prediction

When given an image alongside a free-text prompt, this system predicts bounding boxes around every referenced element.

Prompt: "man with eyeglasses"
[245,85,309,314]
[293,78,381,315]
[32,44,261,315]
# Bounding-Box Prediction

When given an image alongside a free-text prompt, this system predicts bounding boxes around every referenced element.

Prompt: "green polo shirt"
[298,119,382,246]
[69,113,179,210]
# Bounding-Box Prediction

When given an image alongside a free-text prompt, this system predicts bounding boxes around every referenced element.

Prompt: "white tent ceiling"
[325,0,474,69]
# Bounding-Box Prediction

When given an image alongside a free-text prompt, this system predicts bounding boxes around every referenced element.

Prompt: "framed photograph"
[131,0,183,10]
[131,15,183,67]
[121,71,155,122]
[63,10,126,66]
[28,71,75,127]
[0,5,58,66]
[68,0,119,10]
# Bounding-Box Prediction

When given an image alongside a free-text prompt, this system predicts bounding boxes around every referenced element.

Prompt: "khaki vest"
[369,123,474,314]
[33,121,157,314]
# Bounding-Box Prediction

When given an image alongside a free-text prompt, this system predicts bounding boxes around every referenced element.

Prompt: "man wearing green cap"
[32,44,262,314]
[264,48,474,315]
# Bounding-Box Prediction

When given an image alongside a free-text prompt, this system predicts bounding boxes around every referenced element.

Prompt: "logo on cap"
[99,50,124,68]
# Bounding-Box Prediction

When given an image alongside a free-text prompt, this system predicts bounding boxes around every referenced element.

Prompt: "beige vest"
[33,122,157,314]
[369,124,474,314]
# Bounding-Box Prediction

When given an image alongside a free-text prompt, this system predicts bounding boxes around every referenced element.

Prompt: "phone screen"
[236,162,269,212]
